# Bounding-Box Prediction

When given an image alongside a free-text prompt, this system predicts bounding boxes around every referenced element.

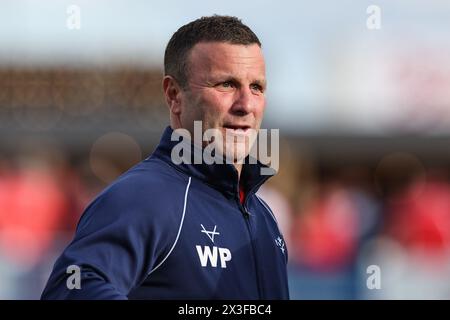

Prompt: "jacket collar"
[152,126,275,198]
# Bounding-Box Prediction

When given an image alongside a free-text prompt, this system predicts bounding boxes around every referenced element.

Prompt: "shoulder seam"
[147,176,191,275]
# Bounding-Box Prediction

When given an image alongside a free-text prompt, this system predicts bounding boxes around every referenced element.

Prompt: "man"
[42,15,289,299]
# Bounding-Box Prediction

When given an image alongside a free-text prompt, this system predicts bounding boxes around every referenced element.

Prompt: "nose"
[230,87,253,116]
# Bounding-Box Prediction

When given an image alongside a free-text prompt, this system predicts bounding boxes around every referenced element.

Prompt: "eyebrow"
[252,79,267,89]
[209,74,267,88]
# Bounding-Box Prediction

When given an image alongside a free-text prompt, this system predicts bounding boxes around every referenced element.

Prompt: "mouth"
[222,124,251,133]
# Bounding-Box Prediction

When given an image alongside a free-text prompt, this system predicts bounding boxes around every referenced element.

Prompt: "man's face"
[179,42,266,161]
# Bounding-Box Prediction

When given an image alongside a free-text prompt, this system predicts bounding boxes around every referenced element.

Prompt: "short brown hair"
[164,15,261,88]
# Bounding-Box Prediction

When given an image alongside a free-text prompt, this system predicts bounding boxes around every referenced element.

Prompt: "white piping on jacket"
[255,194,280,228]
[148,176,191,275]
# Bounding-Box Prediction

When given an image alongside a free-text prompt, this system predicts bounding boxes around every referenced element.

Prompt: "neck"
[170,125,245,180]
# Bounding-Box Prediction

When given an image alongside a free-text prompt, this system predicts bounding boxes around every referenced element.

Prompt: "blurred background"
[1,0,450,299]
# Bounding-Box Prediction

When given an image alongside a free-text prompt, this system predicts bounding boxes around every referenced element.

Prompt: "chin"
[223,142,252,164]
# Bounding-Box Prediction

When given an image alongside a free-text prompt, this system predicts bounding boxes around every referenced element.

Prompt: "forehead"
[187,42,265,79]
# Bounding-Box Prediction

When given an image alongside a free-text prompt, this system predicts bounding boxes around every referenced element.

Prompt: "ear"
[162,75,183,116]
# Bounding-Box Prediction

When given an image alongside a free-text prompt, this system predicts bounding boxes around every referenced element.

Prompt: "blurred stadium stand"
[1,65,450,299]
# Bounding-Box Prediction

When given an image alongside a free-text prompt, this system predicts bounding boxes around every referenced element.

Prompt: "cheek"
[182,92,209,121]
[255,97,266,118]
[202,93,231,120]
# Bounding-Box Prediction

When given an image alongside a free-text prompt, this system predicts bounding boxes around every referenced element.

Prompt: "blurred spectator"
[292,183,360,271]
[387,175,450,255]
[0,155,67,266]
[288,168,381,299]
[359,171,450,299]
[0,144,71,298]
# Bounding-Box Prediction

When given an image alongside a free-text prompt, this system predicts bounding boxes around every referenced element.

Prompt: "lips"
[223,124,251,131]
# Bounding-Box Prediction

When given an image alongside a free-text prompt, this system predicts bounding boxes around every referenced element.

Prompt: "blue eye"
[251,84,263,93]
[215,81,235,91]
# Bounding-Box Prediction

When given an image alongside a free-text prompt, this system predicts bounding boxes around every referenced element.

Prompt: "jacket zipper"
[236,194,263,299]
[234,167,271,299]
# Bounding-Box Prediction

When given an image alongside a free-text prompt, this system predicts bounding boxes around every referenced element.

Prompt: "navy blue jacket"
[41,126,290,299]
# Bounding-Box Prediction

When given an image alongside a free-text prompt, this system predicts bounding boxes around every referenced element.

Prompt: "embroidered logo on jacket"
[200,224,219,243]
[275,236,286,254]
[196,224,232,268]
